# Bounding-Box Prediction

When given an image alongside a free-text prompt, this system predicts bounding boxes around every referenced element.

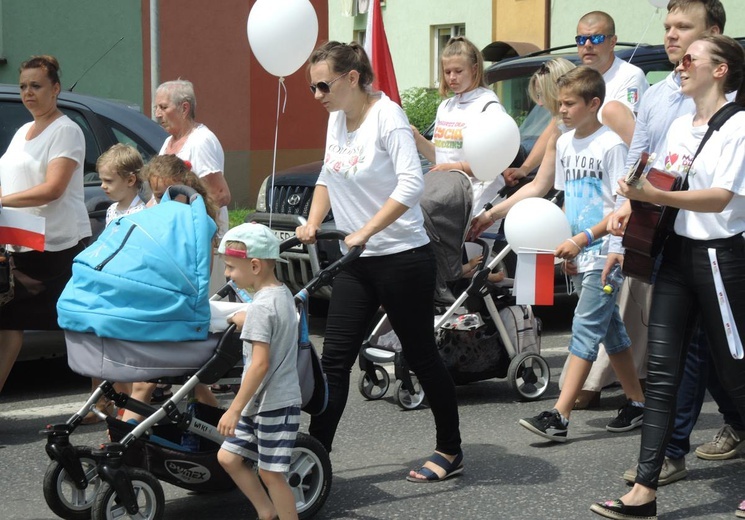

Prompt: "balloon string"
[268,77,288,228]
[629,8,658,64]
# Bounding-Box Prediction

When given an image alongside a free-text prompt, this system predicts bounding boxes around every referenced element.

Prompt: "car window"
[59,108,100,178]
[104,117,159,160]
[490,75,534,127]
[0,101,32,155]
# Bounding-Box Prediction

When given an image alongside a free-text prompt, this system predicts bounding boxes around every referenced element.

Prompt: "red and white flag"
[364,0,401,105]
[514,249,554,306]
[0,208,45,251]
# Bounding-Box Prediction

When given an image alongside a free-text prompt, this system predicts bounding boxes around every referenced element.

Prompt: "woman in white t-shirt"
[296,41,463,483]
[412,36,506,236]
[0,55,91,394]
[592,35,745,520]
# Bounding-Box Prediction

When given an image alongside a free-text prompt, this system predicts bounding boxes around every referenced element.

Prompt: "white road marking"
[0,402,84,419]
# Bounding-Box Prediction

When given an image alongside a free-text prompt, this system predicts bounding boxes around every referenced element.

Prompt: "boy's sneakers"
[695,424,745,460]
[606,400,644,433]
[519,409,568,442]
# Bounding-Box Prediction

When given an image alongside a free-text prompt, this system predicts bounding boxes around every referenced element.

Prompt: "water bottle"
[181,399,200,452]
[603,264,625,294]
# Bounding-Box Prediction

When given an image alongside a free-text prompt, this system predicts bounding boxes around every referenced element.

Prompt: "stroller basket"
[65,326,242,384]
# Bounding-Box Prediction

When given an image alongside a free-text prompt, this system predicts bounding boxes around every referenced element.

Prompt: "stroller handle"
[281,231,364,297]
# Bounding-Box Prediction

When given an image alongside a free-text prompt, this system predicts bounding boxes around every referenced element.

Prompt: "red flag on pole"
[514,249,555,306]
[364,1,401,105]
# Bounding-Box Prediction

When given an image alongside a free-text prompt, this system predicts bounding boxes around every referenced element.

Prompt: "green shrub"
[401,87,442,132]
[229,208,254,228]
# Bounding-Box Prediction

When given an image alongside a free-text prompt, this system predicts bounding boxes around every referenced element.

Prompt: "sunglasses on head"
[575,34,612,46]
[309,71,349,94]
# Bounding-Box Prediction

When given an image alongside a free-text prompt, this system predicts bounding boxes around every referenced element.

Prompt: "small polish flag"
[0,208,45,251]
[514,248,554,306]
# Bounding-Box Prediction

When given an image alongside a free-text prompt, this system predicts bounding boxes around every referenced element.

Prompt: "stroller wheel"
[508,352,551,401]
[91,467,164,520]
[289,433,332,519]
[43,446,101,520]
[357,366,390,400]
[394,376,425,410]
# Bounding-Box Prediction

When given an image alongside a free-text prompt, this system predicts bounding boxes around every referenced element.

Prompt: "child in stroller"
[357,170,549,409]
[43,187,356,520]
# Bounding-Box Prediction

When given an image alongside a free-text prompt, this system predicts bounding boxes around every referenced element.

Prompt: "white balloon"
[462,107,521,181]
[504,198,572,252]
[647,0,669,8]
[247,0,319,77]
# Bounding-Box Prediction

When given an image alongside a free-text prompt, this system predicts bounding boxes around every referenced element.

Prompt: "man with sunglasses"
[600,0,745,489]
[576,11,649,115]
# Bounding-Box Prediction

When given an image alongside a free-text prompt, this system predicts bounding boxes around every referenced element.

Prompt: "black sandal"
[590,498,657,520]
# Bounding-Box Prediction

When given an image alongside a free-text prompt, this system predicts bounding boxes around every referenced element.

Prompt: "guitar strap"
[681,102,745,190]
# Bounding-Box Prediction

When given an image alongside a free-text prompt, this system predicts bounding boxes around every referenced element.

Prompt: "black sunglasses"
[309,71,349,95]
[575,34,612,46]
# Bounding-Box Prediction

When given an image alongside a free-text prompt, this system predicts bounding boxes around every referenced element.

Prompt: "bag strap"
[682,103,745,190]
[482,100,500,112]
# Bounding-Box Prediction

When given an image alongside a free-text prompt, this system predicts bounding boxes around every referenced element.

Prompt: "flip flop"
[406,451,464,483]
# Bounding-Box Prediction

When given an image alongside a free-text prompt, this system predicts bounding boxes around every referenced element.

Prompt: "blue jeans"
[666,325,745,460]
[569,270,631,361]
[308,244,461,455]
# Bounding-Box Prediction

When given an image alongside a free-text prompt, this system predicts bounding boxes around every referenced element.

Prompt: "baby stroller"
[41,187,358,520]
[357,171,549,409]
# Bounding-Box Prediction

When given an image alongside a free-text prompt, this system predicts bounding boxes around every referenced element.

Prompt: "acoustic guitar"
[621,152,683,283]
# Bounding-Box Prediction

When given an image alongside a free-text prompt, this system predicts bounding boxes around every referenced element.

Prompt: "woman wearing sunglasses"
[592,34,745,520]
[296,41,463,483]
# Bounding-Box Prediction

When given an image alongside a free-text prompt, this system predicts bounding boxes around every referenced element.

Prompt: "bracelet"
[583,229,594,247]
[566,238,582,253]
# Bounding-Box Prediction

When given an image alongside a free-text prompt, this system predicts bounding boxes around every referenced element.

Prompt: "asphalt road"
[0,299,742,519]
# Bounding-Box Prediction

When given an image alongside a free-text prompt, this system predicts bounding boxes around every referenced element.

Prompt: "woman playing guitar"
[592,34,745,520]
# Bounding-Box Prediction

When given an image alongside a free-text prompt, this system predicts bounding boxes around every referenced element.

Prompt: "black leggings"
[308,244,461,455]
[636,234,745,489]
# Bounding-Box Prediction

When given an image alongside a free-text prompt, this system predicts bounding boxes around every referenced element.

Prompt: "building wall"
[149,0,329,208]
[329,0,494,92]
[551,0,745,47]
[0,0,144,107]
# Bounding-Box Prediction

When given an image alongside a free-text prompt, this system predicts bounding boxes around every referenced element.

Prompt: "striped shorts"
[221,406,300,473]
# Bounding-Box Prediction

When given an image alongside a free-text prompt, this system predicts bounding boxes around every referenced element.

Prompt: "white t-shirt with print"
[656,108,745,240]
[318,92,429,256]
[0,116,91,252]
[432,87,507,232]
[555,125,628,272]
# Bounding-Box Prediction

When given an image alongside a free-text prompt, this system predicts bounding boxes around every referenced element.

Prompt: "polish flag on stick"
[514,248,555,306]
[0,209,45,251]
[364,0,401,105]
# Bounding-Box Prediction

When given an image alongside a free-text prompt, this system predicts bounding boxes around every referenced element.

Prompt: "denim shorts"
[568,270,630,361]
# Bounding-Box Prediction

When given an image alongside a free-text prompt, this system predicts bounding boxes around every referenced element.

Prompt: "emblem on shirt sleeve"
[627,87,639,105]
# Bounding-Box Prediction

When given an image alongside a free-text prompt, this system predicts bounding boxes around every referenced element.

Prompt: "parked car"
[249,39,713,302]
[0,85,169,361]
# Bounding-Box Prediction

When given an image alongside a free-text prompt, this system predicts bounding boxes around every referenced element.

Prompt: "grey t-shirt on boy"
[240,284,301,416]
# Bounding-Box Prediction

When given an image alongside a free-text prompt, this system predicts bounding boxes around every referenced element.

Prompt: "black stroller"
[41,188,357,520]
[357,171,549,409]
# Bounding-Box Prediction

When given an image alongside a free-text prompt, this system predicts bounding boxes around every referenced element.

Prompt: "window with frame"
[432,24,466,88]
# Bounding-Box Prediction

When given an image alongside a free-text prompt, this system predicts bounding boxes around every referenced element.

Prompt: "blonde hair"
[142,155,218,221]
[96,144,144,189]
[438,36,487,97]
[528,58,576,116]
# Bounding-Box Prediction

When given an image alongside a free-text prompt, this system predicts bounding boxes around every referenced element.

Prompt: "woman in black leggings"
[297,41,462,483]
[592,34,745,520]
